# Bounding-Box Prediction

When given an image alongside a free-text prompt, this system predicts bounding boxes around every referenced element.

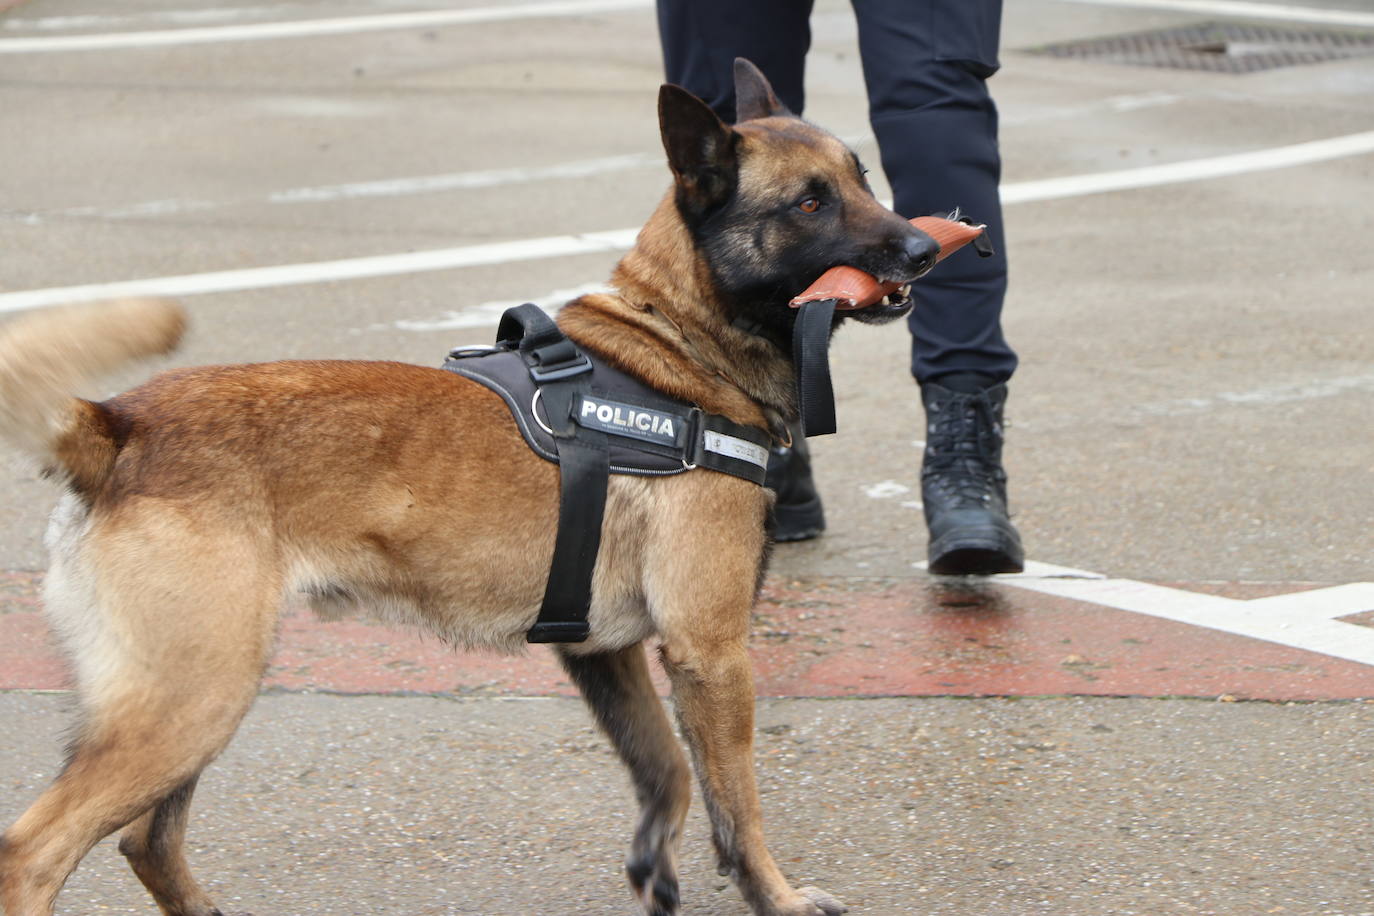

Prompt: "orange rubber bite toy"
[789,215,987,309]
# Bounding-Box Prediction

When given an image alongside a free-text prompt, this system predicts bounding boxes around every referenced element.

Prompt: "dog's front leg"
[658,639,847,916]
[558,644,692,916]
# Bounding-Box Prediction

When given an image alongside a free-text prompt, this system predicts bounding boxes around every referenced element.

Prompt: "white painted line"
[1242,583,1374,621]
[1000,91,1181,127]
[861,481,912,500]
[7,96,1179,226]
[268,154,658,204]
[1001,561,1374,668]
[386,281,609,332]
[1007,560,1108,580]
[1056,0,1374,28]
[21,153,661,222]
[6,97,1178,226]
[1000,130,1374,204]
[3,129,1372,314]
[1012,373,1374,434]
[1136,373,1374,416]
[0,230,638,314]
[3,6,279,31]
[0,0,653,53]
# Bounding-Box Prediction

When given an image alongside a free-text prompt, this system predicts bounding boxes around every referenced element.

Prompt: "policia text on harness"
[443,304,772,644]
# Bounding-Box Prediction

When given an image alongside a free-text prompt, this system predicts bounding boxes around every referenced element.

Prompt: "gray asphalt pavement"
[2,0,1373,914]
[3,693,1373,915]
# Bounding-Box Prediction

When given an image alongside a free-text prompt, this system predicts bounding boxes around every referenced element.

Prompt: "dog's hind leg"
[558,643,692,916]
[0,671,262,916]
[116,776,221,916]
[0,516,279,916]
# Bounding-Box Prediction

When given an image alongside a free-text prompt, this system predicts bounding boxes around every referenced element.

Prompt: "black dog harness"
[442,304,771,644]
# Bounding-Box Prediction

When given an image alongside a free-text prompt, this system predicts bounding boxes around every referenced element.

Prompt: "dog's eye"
[796,198,822,214]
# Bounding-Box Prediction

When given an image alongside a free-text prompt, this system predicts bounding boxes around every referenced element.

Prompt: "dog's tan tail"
[0,298,186,493]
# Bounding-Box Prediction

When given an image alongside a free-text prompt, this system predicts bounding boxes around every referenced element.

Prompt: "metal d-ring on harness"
[442,304,772,644]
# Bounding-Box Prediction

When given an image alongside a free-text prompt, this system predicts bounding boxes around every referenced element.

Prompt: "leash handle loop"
[496,302,562,350]
[792,298,838,437]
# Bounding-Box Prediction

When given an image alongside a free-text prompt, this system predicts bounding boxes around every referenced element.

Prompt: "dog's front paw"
[794,885,848,915]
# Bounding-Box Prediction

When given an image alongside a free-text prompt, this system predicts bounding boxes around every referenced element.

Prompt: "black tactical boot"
[764,421,825,542]
[921,377,1024,575]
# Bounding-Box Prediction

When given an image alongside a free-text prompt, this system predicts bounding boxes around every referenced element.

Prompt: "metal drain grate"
[1031,21,1374,73]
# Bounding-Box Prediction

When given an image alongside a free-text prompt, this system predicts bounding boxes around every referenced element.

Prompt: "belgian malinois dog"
[0,61,938,916]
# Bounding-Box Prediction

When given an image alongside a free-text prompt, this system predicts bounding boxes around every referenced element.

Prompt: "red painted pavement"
[2,570,1370,700]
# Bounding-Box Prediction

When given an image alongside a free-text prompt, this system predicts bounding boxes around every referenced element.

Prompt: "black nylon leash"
[792,298,838,438]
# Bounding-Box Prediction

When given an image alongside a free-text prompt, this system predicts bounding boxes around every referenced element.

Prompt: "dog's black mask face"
[659,60,938,345]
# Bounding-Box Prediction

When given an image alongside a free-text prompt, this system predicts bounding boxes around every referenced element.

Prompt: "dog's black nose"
[902,233,940,276]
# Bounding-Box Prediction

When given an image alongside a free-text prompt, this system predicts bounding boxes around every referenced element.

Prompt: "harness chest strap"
[442,304,771,643]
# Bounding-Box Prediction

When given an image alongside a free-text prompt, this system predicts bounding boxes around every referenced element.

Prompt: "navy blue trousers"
[656,0,1017,384]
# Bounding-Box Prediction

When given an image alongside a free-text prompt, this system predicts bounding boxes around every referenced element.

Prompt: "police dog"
[0,61,936,916]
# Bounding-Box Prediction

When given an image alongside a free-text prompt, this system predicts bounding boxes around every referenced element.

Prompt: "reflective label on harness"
[575,395,686,449]
[703,430,770,470]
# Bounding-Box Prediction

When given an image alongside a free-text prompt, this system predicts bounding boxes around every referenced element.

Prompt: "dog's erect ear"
[659,84,739,218]
[733,58,789,121]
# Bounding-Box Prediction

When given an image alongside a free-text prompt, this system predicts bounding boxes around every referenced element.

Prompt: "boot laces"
[924,391,1005,508]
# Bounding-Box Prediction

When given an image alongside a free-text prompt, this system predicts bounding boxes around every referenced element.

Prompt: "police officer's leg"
[853,0,1024,574]
[657,0,828,542]
[655,0,813,122]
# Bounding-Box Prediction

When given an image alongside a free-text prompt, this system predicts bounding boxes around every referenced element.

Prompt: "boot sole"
[928,530,1024,576]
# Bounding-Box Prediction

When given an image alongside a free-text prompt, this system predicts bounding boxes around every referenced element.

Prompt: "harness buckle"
[528,352,593,382]
[446,344,502,360]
